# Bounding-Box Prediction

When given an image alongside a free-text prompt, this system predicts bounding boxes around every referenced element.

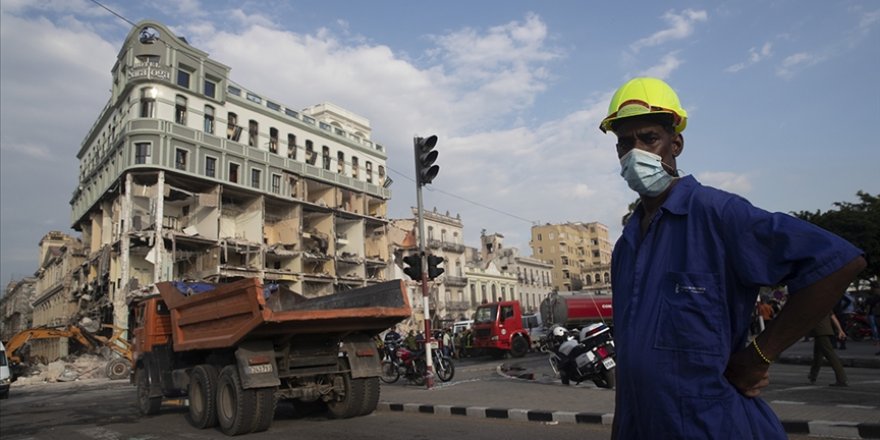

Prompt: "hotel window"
[175,95,187,125]
[248,120,258,147]
[203,105,214,134]
[134,142,150,164]
[337,152,345,174]
[365,161,373,183]
[204,79,216,99]
[352,157,359,179]
[271,174,281,193]
[305,141,316,165]
[139,87,156,118]
[322,146,330,171]
[227,112,242,141]
[269,127,278,154]
[177,65,192,89]
[251,169,261,188]
[287,134,296,159]
[229,163,239,183]
[205,157,216,177]
[378,165,386,184]
[175,149,188,171]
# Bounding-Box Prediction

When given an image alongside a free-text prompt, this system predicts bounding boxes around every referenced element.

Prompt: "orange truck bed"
[155,278,411,352]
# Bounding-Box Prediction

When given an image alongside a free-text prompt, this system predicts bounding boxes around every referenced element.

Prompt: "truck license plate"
[602,357,616,370]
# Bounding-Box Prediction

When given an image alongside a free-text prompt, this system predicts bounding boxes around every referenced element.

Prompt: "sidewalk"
[378,342,880,439]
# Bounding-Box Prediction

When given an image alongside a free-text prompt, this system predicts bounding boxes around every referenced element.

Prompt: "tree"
[793,191,879,283]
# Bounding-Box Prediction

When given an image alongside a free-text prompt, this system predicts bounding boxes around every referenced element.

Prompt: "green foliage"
[793,191,879,282]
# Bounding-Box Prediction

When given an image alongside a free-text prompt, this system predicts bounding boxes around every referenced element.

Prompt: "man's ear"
[672,134,684,157]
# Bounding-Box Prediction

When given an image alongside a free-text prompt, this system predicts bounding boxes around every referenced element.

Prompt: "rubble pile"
[14,354,111,385]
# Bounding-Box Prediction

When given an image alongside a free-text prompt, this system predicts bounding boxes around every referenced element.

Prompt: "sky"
[1,0,878,284]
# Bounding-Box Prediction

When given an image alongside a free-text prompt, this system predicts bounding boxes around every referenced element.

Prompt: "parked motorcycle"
[380,342,454,385]
[540,323,616,389]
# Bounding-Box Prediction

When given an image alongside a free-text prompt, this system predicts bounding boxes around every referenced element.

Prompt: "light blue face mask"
[619,149,674,197]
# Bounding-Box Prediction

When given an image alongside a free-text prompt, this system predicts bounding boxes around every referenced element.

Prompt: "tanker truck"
[130,277,411,436]
[539,291,613,330]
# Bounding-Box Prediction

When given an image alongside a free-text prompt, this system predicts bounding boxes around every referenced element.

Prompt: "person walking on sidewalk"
[808,313,848,386]
[599,77,866,440]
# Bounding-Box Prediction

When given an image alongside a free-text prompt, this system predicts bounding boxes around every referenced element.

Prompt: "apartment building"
[0,278,37,341]
[390,208,469,327]
[480,233,554,313]
[529,222,612,293]
[69,21,393,331]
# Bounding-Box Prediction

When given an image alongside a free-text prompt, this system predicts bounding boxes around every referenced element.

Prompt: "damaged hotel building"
[70,21,393,331]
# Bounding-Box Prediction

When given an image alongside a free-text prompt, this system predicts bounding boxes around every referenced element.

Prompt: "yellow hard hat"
[599,77,688,134]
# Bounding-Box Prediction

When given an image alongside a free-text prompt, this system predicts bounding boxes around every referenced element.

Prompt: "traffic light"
[414,135,439,186]
[426,254,445,280]
[402,253,422,280]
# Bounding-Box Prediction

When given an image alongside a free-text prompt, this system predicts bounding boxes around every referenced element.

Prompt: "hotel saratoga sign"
[128,63,172,82]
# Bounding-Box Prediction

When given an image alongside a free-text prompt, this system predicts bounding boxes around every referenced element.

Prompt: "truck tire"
[358,377,380,416]
[510,335,529,358]
[135,367,161,415]
[187,364,219,429]
[251,387,276,433]
[326,372,365,419]
[106,358,130,380]
[217,365,257,436]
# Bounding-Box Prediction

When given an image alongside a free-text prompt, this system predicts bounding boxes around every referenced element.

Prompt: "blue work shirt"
[611,175,862,439]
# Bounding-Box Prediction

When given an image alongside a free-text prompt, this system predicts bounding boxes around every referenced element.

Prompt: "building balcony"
[426,239,465,253]
[444,276,468,287]
[444,301,471,311]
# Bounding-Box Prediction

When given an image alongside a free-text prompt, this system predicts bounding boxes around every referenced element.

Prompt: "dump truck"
[131,277,411,436]
[539,291,613,329]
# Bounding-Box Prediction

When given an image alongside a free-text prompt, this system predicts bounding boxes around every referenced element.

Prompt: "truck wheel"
[510,336,529,358]
[187,364,219,429]
[135,367,161,415]
[380,360,400,384]
[327,373,365,419]
[106,358,130,380]
[358,377,380,416]
[217,365,257,435]
[252,387,277,433]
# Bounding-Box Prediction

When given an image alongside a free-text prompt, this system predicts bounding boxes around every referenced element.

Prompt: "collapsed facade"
[69,21,392,332]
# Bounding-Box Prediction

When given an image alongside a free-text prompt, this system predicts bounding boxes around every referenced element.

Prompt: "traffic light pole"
[414,145,435,390]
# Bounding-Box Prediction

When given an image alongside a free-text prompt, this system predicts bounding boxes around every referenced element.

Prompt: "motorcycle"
[845,312,873,342]
[540,323,616,389]
[380,342,455,385]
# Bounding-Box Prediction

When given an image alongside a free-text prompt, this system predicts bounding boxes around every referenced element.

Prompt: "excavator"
[3,324,133,381]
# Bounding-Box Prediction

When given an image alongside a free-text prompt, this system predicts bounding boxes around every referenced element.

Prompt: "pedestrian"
[404,330,417,351]
[600,77,866,439]
[865,285,880,355]
[808,314,848,386]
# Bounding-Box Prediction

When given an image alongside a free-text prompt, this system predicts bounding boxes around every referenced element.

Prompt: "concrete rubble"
[13,354,118,385]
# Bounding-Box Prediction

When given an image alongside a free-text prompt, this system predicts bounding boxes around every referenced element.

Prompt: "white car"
[0,341,10,399]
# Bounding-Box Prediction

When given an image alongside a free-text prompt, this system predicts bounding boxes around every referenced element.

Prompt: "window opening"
[365,161,373,183]
[269,127,278,154]
[205,157,216,177]
[134,142,150,164]
[140,87,156,118]
[251,169,261,188]
[175,149,188,170]
[322,146,330,170]
[229,163,239,183]
[337,151,345,174]
[248,120,258,147]
[227,112,242,141]
[287,134,296,159]
[204,105,215,134]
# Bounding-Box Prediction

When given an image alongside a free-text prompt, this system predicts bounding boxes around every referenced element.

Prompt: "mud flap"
[235,341,280,389]
[340,339,382,379]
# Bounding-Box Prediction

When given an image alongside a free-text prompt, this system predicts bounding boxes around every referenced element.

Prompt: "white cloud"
[725,42,773,73]
[696,171,753,194]
[630,9,708,53]
[775,51,825,79]
[638,51,683,79]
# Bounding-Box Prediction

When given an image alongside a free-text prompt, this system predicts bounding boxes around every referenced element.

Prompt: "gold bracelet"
[752,339,772,364]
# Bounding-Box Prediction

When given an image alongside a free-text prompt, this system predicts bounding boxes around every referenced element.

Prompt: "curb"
[377,402,880,439]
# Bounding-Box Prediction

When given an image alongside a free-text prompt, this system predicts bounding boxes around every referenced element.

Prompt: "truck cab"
[472,301,531,358]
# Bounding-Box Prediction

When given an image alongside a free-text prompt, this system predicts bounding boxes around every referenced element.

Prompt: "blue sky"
[1,0,878,283]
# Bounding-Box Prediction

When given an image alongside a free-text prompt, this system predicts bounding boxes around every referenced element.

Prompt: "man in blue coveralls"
[599,77,866,439]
